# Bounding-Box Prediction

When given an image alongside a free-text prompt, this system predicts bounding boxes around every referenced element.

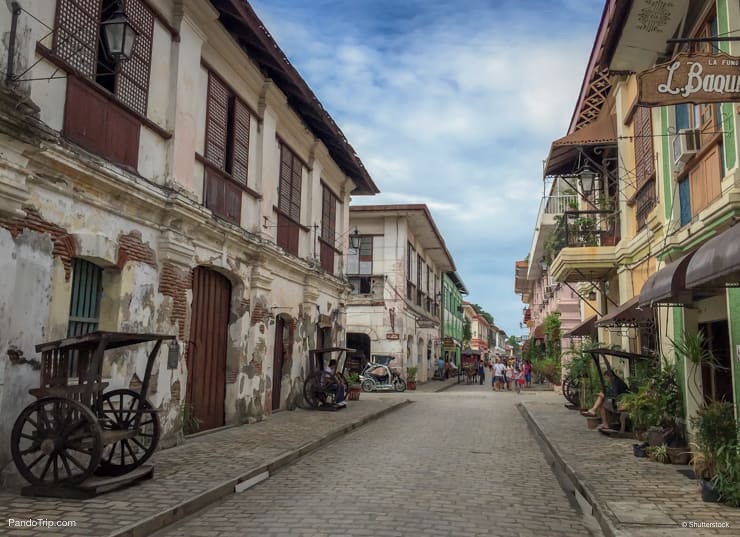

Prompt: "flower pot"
[667,447,691,465]
[407,381,416,390]
[633,443,648,458]
[347,385,361,401]
[647,427,665,446]
[586,417,601,430]
[701,479,719,503]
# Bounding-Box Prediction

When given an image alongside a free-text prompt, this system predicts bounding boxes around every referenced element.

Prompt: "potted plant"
[690,401,738,502]
[711,441,740,507]
[346,372,361,401]
[406,367,417,390]
[653,444,669,464]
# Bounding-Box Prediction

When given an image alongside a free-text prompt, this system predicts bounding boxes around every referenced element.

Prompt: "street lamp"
[100,2,139,63]
[539,258,548,272]
[349,228,361,249]
[587,289,597,301]
[578,164,597,197]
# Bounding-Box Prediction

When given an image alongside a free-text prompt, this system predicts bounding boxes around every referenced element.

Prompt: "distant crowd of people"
[476,357,533,393]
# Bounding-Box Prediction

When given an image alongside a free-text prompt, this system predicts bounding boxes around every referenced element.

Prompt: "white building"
[0,0,377,483]
[345,205,456,382]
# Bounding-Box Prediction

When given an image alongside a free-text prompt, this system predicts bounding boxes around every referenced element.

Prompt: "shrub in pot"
[346,372,361,401]
[406,367,417,390]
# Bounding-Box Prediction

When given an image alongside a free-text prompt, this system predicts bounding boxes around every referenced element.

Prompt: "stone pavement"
[155,384,593,537]
[521,393,740,537]
[1,396,407,537]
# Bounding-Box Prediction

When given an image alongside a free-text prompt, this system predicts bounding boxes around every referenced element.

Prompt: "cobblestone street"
[155,385,593,537]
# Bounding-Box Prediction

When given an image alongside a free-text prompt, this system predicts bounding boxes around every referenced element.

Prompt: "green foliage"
[534,358,561,384]
[470,304,494,325]
[347,372,360,385]
[180,402,201,436]
[671,331,728,404]
[690,401,739,471]
[618,361,683,433]
[647,444,669,463]
[462,318,472,345]
[406,367,417,383]
[713,442,740,507]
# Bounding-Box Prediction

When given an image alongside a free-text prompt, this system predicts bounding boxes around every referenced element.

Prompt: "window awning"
[686,223,740,289]
[532,323,545,339]
[595,296,652,327]
[564,315,597,338]
[638,250,696,308]
[543,113,617,177]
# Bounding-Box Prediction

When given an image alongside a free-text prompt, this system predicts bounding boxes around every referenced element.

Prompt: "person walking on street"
[478,359,485,385]
[492,359,506,391]
[505,361,515,391]
[437,356,445,380]
[523,359,533,388]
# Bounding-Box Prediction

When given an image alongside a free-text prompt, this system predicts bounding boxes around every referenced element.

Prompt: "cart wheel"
[393,377,407,392]
[303,371,326,408]
[361,379,376,392]
[563,376,580,406]
[11,397,102,486]
[96,389,160,476]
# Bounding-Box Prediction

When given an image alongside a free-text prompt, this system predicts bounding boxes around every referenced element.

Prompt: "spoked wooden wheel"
[563,376,581,406]
[96,389,160,476]
[303,371,328,408]
[11,397,102,486]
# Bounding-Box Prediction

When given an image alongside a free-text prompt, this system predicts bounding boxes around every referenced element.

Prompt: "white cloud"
[251,0,602,335]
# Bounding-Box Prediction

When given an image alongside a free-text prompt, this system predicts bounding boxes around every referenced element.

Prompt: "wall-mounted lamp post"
[100,2,139,63]
[578,164,596,197]
[349,228,361,249]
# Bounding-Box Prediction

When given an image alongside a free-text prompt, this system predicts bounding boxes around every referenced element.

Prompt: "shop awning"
[543,113,617,177]
[595,296,652,327]
[638,251,696,307]
[564,315,597,338]
[686,223,740,289]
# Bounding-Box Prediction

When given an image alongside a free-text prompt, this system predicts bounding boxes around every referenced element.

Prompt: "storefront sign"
[638,52,740,106]
[386,333,400,340]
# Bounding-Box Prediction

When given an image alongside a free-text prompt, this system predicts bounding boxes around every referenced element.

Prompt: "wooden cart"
[303,347,353,410]
[11,331,175,498]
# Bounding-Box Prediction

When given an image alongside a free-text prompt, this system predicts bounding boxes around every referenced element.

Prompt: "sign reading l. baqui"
[638,52,740,106]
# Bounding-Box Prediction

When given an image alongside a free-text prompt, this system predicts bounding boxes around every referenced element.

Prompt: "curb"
[434,380,459,393]
[111,399,412,537]
[517,402,621,537]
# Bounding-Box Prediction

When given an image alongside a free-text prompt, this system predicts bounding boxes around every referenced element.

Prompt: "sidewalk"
[413,375,460,392]
[1,397,409,537]
[520,393,740,536]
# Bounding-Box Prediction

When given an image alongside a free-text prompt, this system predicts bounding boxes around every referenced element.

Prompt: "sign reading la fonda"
[637,51,740,106]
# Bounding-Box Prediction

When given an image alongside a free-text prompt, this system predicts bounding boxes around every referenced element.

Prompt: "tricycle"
[303,347,354,410]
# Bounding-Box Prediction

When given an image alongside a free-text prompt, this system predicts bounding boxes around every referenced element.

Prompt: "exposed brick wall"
[117,230,156,268]
[158,263,192,340]
[251,302,268,326]
[0,207,76,280]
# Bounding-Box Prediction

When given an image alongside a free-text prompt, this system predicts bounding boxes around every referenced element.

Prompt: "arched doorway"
[187,267,231,431]
[346,332,370,373]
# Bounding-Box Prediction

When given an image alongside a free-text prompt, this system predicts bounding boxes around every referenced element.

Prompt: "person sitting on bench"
[581,369,629,430]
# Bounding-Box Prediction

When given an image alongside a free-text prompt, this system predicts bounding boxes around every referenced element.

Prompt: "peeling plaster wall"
[0,228,53,483]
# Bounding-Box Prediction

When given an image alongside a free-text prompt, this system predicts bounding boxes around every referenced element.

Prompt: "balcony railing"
[544,195,578,214]
[562,210,619,247]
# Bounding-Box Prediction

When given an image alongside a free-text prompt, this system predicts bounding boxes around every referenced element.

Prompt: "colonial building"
[441,271,467,369]
[462,302,491,361]
[521,0,740,425]
[0,0,378,482]
[345,204,456,382]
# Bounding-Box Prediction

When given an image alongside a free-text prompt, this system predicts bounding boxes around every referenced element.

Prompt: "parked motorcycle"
[360,355,406,392]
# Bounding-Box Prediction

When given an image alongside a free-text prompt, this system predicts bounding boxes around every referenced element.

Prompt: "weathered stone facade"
[0,0,376,484]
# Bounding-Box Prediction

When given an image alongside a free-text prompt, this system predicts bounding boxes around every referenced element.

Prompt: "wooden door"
[187,267,231,431]
[272,317,290,411]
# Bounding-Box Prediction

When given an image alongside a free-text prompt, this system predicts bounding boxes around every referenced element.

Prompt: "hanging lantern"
[101,3,139,63]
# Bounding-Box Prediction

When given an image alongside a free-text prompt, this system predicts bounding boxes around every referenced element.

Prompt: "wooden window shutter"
[279,144,302,222]
[206,73,229,169]
[54,0,102,78]
[231,99,250,184]
[634,107,654,189]
[117,0,154,116]
[321,185,337,242]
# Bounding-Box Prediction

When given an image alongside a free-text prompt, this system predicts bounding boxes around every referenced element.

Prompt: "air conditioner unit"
[673,128,700,165]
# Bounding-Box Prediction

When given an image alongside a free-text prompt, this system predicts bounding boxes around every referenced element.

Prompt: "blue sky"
[250,0,605,336]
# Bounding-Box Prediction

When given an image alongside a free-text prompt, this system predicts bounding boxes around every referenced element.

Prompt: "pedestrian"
[492,358,506,391]
[478,359,485,386]
[437,356,445,380]
[515,366,525,394]
[505,361,515,391]
[444,358,450,379]
[524,359,533,388]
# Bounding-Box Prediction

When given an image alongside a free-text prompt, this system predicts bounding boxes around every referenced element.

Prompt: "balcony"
[549,210,619,283]
[527,195,578,280]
